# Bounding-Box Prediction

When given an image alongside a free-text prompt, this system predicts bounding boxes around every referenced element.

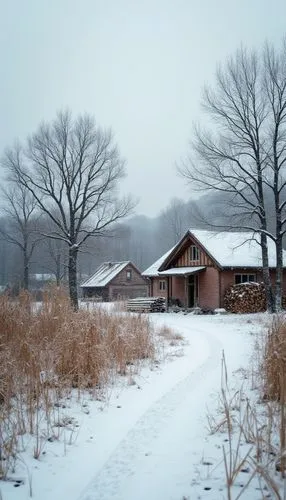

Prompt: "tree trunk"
[274,174,283,312]
[275,245,283,312]
[56,255,61,287]
[275,233,283,312]
[261,232,275,313]
[68,246,78,310]
[23,249,29,290]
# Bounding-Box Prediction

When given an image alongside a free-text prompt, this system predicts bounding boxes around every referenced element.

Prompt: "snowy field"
[0,310,273,500]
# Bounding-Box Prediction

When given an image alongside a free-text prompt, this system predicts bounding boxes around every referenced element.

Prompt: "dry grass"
[263,316,286,402]
[157,324,184,345]
[0,287,156,478]
[207,316,286,499]
[262,316,286,485]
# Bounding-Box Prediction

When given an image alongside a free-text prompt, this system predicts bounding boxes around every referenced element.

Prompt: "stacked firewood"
[224,282,266,313]
[127,297,166,313]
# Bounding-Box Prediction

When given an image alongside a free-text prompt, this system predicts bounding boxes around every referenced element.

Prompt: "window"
[126,270,132,281]
[190,245,200,261]
[235,274,256,285]
[159,280,166,291]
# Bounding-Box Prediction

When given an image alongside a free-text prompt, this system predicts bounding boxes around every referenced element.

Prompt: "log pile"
[224,282,266,314]
[127,296,166,313]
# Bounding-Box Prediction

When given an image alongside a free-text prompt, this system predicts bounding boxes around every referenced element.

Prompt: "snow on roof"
[143,229,286,277]
[159,266,206,276]
[81,262,130,288]
[190,229,285,268]
[142,246,177,277]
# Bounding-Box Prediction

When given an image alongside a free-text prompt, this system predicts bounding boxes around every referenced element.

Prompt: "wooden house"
[142,229,286,309]
[81,261,148,301]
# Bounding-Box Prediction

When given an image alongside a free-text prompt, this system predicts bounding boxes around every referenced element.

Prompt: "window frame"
[190,245,200,262]
[126,269,132,281]
[234,273,256,285]
[159,280,166,291]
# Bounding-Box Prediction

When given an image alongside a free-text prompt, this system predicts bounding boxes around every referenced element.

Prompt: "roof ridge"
[101,260,129,264]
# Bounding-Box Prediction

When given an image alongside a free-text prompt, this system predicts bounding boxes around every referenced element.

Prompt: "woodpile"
[224,282,266,313]
[127,297,166,313]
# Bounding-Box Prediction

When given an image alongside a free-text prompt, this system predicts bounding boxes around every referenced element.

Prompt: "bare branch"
[2,110,135,307]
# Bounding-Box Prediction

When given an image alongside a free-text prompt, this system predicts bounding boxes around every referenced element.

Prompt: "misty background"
[1,0,286,287]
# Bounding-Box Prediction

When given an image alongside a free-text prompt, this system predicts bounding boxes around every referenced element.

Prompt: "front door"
[188,275,198,307]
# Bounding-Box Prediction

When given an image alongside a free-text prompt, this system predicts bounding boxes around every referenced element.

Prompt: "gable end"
[159,231,221,271]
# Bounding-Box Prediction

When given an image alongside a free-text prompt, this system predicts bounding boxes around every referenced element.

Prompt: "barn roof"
[81,261,130,288]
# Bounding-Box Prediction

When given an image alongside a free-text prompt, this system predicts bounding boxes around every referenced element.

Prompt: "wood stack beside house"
[126,296,166,313]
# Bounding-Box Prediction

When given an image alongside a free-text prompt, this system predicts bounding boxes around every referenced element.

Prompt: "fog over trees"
[0,187,281,294]
[1,40,286,310]
[0,190,213,292]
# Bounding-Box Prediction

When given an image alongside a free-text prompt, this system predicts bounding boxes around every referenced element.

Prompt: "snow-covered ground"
[1,311,268,500]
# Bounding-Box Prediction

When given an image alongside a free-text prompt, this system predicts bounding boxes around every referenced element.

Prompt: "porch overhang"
[158,266,206,277]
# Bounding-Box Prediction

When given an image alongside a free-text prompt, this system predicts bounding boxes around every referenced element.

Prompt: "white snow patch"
[0,312,269,500]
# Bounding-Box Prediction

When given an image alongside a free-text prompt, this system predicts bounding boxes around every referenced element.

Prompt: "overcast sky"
[1,1,285,217]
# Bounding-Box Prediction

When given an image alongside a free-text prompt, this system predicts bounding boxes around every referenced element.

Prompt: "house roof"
[142,229,286,277]
[159,266,206,276]
[189,229,284,268]
[81,261,131,288]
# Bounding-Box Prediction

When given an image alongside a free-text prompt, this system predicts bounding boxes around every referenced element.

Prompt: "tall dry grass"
[0,287,156,478]
[263,316,286,402]
[262,316,286,482]
[205,316,286,499]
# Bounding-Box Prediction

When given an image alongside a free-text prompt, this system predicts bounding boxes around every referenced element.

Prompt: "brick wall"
[152,270,220,309]
[171,276,186,305]
[198,267,220,309]
[152,277,168,300]
[151,267,286,310]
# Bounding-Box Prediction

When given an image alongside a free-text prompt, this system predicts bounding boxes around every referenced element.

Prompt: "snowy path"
[77,314,256,500]
[1,313,260,500]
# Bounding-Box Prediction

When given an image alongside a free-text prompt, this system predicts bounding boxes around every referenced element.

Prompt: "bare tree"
[0,183,40,290]
[179,42,286,312]
[3,111,134,309]
[42,235,67,286]
[263,41,286,311]
[158,198,192,247]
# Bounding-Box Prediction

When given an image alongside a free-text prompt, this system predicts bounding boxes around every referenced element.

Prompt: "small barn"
[80,261,148,301]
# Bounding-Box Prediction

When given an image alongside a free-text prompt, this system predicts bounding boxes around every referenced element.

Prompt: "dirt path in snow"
[77,315,252,500]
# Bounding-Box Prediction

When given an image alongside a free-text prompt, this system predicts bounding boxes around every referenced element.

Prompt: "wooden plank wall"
[175,245,214,267]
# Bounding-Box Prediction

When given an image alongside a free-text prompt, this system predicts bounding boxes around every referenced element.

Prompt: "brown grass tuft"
[157,325,184,345]
[0,287,156,477]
